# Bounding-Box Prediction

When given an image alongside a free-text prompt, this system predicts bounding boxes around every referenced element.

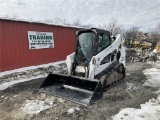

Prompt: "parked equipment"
[138,39,157,52]
[138,39,157,62]
[39,28,126,106]
[123,39,139,48]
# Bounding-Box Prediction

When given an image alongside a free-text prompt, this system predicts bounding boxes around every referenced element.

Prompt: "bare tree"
[113,27,121,35]
[62,19,68,25]
[73,19,81,26]
[147,22,160,43]
[103,18,119,36]
[53,18,62,25]
[124,26,139,40]
[156,22,160,33]
[97,25,104,29]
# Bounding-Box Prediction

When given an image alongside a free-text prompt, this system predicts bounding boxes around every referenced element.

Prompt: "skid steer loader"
[39,28,126,106]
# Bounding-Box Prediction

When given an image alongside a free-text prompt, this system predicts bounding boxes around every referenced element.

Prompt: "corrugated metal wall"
[0,20,77,72]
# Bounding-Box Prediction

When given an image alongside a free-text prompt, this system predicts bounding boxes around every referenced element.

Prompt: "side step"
[39,73,103,106]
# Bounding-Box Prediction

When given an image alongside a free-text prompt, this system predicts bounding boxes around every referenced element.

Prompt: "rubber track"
[95,61,125,91]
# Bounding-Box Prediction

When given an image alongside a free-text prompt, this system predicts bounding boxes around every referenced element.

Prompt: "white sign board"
[28,31,54,49]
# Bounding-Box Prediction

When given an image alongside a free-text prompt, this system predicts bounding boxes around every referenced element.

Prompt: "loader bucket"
[39,73,103,106]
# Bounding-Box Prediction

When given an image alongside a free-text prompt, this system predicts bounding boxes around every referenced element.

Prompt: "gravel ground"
[0,61,159,120]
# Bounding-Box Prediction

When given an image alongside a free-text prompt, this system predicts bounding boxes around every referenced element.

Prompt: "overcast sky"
[0,0,160,31]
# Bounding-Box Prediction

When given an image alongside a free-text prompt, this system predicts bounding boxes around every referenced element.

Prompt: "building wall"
[0,20,77,72]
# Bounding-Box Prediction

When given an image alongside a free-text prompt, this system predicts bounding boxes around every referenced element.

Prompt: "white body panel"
[66,52,75,74]
[119,46,126,66]
[88,34,124,79]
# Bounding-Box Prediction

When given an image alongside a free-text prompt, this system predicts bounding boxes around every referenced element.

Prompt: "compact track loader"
[39,28,126,106]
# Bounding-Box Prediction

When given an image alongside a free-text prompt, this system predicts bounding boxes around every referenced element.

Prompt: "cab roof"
[76,28,110,35]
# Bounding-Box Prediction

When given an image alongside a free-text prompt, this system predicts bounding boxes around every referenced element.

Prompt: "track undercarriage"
[96,61,125,90]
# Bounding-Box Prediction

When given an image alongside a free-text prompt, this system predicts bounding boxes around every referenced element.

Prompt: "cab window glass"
[98,33,111,53]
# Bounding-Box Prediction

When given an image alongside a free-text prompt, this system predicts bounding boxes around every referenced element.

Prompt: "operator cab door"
[97,32,111,54]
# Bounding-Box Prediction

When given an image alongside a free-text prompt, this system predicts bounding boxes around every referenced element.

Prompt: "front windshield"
[76,32,95,64]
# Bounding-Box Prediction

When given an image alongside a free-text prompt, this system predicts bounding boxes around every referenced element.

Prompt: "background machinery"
[138,39,157,62]
[123,38,139,48]
[39,28,126,106]
[138,39,157,52]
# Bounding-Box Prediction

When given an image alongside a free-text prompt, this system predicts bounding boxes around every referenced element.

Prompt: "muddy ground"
[0,62,159,120]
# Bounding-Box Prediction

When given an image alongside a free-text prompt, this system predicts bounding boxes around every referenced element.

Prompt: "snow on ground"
[126,82,139,92]
[67,107,80,115]
[148,61,160,69]
[112,97,160,120]
[0,60,64,77]
[22,99,54,115]
[143,68,160,87]
[112,63,160,120]
[0,60,66,90]
[0,75,45,90]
